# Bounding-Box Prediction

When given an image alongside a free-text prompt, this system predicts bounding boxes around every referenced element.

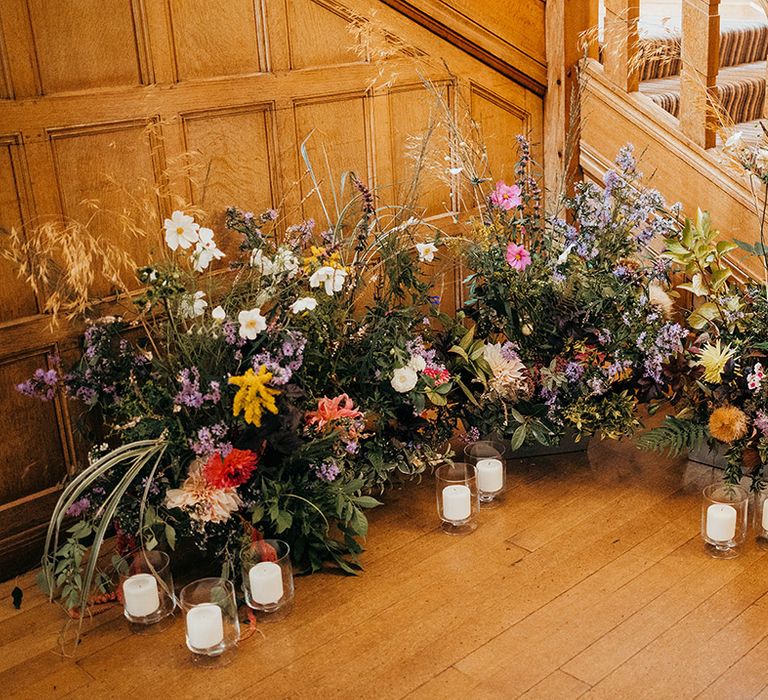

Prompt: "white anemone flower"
[407,354,427,372]
[192,227,225,272]
[416,242,438,263]
[391,366,418,393]
[181,291,207,318]
[290,297,318,314]
[250,249,275,275]
[238,307,267,339]
[273,247,300,277]
[309,266,348,296]
[211,305,226,322]
[164,211,199,251]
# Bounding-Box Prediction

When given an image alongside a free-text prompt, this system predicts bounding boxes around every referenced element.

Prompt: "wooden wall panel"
[0,351,69,504]
[388,84,453,218]
[181,105,276,246]
[287,0,363,69]
[48,120,160,295]
[294,92,372,224]
[27,0,144,94]
[0,0,545,577]
[169,0,265,81]
[0,136,38,322]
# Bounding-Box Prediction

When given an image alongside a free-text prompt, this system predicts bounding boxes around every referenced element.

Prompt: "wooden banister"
[603,0,640,92]
[680,0,721,148]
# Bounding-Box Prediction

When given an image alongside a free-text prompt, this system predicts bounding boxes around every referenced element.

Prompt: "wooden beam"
[544,0,597,201]
[603,0,640,93]
[680,0,721,149]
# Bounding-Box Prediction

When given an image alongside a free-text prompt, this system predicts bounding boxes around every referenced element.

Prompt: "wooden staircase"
[582,0,768,280]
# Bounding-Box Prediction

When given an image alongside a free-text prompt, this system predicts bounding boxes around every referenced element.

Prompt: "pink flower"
[490,182,522,211]
[506,242,531,271]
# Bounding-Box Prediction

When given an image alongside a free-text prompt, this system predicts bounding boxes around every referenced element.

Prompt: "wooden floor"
[4,437,768,699]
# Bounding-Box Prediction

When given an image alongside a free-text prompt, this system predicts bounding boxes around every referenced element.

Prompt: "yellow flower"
[696,340,736,384]
[709,405,749,443]
[228,365,280,427]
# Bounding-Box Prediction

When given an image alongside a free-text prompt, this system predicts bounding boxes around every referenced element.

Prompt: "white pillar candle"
[706,503,737,542]
[442,484,471,521]
[249,561,284,605]
[762,501,768,532]
[186,603,224,649]
[122,573,160,617]
[476,458,504,493]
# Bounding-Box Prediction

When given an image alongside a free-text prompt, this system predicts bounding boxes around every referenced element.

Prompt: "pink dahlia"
[506,242,531,271]
[490,181,522,211]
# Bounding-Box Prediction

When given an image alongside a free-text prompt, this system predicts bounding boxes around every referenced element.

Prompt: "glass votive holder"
[701,482,749,559]
[179,578,240,659]
[241,539,294,614]
[435,462,479,535]
[120,549,176,626]
[754,487,768,550]
[464,439,507,506]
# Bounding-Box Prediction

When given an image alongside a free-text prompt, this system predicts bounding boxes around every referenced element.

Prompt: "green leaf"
[688,301,719,329]
[353,496,382,509]
[275,509,293,533]
[164,524,176,550]
[510,424,527,451]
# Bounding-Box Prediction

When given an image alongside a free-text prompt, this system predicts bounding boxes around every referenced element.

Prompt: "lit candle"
[706,503,737,542]
[122,573,160,617]
[476,458,503,493]
[762,501,768,532]
[442,484,471,521]
[249,562,284,605]
[186,603,224,649]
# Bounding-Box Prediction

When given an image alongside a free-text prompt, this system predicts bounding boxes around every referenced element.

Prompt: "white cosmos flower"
[273,247,300,277]
[407,354,426,372]
[416,242,438,263]
[309,266,348,296]
[250,249,275,275]
[483,343,525,384]
[391,366,418,393]
[164,211,199,251]
[181,291,207,318]
[211,305,226,322]
[238,307,267,339]
[192,227,225,272]
[290,297,318,314]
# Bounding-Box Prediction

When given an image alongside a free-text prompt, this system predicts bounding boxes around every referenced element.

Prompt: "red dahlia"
[203,448,259,489]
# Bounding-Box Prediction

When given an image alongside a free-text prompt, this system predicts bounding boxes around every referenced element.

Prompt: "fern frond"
[637,416,709,456]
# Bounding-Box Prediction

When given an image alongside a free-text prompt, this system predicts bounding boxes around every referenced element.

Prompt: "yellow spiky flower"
[696,340,736,384]
[228,365,280,427]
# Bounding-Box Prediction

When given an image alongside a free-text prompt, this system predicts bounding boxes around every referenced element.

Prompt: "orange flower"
[305,393,363,431]
[203,448,259,488]
[709,405,749,443]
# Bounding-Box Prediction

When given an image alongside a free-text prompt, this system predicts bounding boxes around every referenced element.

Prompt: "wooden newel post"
[680,0,721,149]
[603,0,640,93]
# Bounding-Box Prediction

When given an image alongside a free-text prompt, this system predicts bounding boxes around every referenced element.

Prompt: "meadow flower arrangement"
[639,204,768,487]
[447,141,686,449]
[12,178,456,612]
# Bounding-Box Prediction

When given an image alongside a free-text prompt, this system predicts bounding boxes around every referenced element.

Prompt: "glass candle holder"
[701,482,749,559]
[120,549,176,625]
[464,439,507,506]
[179,578,240,659]
[435,462,479,535]
[754,487,768,550]
[241,539,294,614]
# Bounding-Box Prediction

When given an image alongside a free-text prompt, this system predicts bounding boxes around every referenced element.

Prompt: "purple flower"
[190,423,232,457]
[16,366,60,401]
[175,368,204,408]
[315,461,340,482]
[565,362,584,382]
[755,411,768,436]
[66,497,90,517]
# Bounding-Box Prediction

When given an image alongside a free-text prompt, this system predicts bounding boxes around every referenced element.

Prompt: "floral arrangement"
[13,176,456,611]
[638,156,768,487]
[445,141,687,449]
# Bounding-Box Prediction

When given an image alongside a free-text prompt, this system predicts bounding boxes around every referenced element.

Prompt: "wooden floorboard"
[4,438,768,698]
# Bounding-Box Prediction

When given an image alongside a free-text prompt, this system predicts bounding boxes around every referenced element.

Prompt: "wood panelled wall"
[0,0,545,577]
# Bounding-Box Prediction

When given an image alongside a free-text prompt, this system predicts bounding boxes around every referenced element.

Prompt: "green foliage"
[637,416,709,456]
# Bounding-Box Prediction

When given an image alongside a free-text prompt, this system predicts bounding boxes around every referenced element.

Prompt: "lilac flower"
[175,368,205,408]
[565,362,585,382]
[596,328,612,345]
[66,497,90,517]
[315,461,340,482]
[615,144,638,175]
[588,377,607,396]
[345,441,359,454]
[755,411,768,436]
[16,366,60,401]
[463,426,481,443]
[190,423,233,457]
[223,321,246,347]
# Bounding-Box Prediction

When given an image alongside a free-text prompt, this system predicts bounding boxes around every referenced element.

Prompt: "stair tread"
[640,60,766,124]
